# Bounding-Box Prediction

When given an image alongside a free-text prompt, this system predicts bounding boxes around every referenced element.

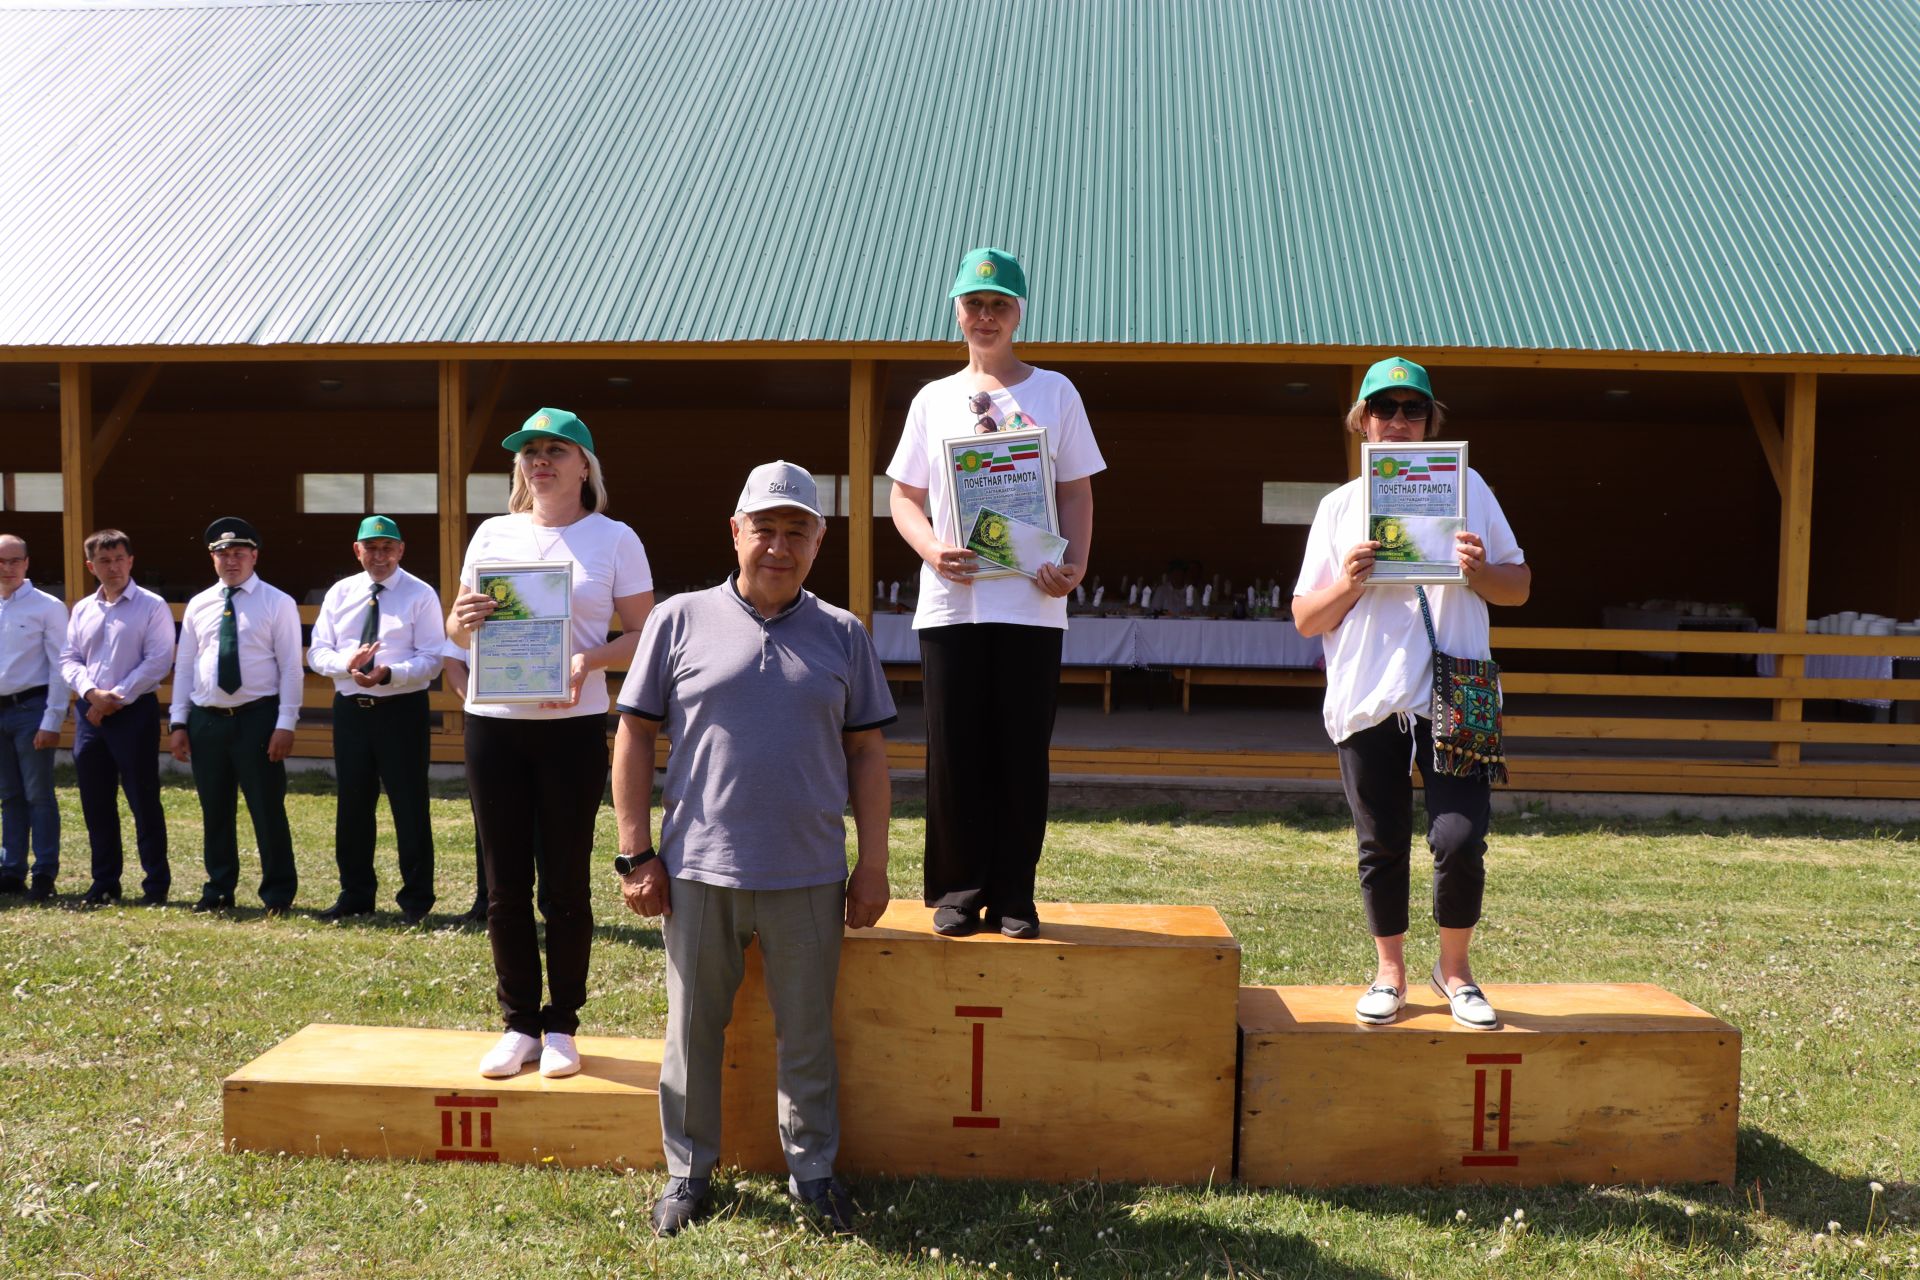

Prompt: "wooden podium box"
[719,902,1240,1184]
[223,1025,665,1169]
[1237,984,1740,1188]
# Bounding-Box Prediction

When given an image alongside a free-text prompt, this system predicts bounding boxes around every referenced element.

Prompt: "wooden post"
[437,361,470,616]
[848,360,881,629]
[1771,373,1817,765]
[1346,366,1366,479]
[58,363,94,605]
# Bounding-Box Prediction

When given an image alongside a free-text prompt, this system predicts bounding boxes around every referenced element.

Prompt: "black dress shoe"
[261,903,292,919]
[460,898,488,924]
[317,899,374,922]
[931,906,981,937]
[999,912,1040,940]
[0,873,26,894]
[400,908,430,927]
[25,875,54,903]
[650,1176,710,1237]
[80,884,121,907]
[190,894,234,914]
[137,890,169,907]
[790,1174,857,1232]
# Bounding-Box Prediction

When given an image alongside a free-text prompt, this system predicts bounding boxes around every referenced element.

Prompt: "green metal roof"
[1,0,1915,356]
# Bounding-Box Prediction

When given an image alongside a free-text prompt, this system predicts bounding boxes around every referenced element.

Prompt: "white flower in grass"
[1828,1219,1842,1233]
[1871,1181,1885,1193]
[1683,1204,1697,1218]
[1455,1209,1467,1222]
[928,1248,941,1259]
[1813,1233,1827,1245]
[1513,1208,1524,1221]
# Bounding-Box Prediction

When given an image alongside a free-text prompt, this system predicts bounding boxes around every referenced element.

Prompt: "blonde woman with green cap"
[885,248,1106,940]
[1292,358,1530,1030]
[446,408,655,1080]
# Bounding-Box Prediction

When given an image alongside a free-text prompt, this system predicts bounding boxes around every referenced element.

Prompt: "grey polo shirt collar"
[728,576,809,669]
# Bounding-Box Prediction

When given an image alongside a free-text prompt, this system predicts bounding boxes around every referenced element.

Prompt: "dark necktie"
[217,586,242,694]
[356,582,384,674]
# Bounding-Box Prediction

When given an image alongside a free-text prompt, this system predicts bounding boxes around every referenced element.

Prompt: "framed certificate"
[470,561,573,703]
[937,426,1059,581]
[1360,440,1469,586]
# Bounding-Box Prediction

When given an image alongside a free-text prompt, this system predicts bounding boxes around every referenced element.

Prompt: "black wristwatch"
[613,848,657,876]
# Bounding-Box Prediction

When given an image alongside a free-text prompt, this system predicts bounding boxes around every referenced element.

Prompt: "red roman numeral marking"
[952,1005,1003,1129]
[433,1095,501,1163]
[1462,1055,1521,1167]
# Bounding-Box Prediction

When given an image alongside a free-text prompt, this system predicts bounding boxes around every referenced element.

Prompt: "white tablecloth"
[1756,650,1896,708]
[870,614,1317,670]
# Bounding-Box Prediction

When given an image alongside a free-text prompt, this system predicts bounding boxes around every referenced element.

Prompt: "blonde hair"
[508,444,609,516]
[1344,395,1449,441]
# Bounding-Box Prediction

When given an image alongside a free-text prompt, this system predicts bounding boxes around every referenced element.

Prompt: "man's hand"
[1034,560,1084,599]
[85,704,107,727]
[541,652,589,710]
[619,860,672,918]
[266,728,294,763]
[31,730,56,750]
[845,861,889,930]
[87,688,124,716]
[350,664,391,689]
[169,728,191,763]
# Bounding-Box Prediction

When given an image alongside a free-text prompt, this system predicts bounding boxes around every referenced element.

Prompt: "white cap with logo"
[736,460,824,519]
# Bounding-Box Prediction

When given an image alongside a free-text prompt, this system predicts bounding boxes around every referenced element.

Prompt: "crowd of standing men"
[0,517,463,922]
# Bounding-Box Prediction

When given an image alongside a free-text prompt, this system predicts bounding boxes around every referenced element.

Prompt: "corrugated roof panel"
[0,0,1915,355]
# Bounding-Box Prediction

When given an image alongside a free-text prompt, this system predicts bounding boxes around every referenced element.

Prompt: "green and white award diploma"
[1361,440,1469,586]
[938,425,1060,582]
[470,561,573,703]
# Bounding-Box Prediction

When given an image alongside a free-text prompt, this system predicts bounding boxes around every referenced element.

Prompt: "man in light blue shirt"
[61,529,176,906]
[0,533,71,902]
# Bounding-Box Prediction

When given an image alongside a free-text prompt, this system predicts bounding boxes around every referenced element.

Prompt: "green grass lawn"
[2,773,1916,1278]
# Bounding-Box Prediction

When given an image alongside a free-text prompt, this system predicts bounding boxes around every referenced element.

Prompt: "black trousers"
[1336,713,1492,938]
[465,713,607,1037]
[919,623,1063,921]
[74,692,169,897]
[189,697,296,908]
[331,690,435,915]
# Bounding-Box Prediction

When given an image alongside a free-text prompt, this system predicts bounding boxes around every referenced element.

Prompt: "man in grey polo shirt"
[612,461,894,1238]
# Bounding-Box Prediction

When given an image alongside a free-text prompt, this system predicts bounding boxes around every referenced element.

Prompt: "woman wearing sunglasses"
[1292,358,1530,1029]
[885,247,1106,939]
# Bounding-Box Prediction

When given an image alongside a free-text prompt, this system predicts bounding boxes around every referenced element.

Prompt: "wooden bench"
[1172,666,1324,712]
[884,662,1116,714]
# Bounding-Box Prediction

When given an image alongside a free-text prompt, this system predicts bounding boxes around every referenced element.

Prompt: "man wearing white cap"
[612,461,895,1237]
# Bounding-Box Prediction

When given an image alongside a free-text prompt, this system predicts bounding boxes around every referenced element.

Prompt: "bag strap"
[1415,585,1439,652]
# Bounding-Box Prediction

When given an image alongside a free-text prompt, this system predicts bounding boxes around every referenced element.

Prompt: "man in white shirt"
[306,516,445,924]
[168,518,304,916]
[61,529,176,906]
[0,534,71,903]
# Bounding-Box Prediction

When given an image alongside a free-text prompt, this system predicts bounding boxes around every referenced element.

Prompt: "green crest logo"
[977,261,995,278]
[1388,366,1409,382]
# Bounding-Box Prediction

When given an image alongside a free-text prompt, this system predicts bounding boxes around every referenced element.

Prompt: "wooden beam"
[58,363,94,605]
[1345,366,1365,480]
[1504,716,1920,745]
[88,363,160,478]
[461,360,511,476]
[1772,372,1817,763]
[1737,375,1785,496]
[1491,625,1920,657]
[848,360,880,629]
[437,361,469,617]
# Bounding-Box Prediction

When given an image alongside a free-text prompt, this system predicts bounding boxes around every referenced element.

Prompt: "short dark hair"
[84,529,131,560]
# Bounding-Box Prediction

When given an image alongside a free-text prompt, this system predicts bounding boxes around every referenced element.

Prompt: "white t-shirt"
[459,511,653,719]
[886,366,1106,630]
[1293,468,1524,745]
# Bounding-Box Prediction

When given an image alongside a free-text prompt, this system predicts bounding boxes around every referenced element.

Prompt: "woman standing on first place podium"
[885,247,1106,940]
[1291,358,1530,1031]
[448,409,654,1079]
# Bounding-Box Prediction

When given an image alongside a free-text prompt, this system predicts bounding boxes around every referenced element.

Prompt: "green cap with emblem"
[1357,356,1433,401]
[948,247,1027,299]
[355,515,402,542]
[501,407,595,454]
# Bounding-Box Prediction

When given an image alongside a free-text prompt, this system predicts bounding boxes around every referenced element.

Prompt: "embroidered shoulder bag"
[1415,586,1508,784]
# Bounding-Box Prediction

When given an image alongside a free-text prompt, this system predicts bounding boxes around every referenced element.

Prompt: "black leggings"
[465,713,608,1036]
[1336,713,1492,938]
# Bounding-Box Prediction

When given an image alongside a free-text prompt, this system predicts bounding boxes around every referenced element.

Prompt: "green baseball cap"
[948,247,1027,299]
[501,407,595,454]
[1357,357,1433,401]
[355,515,402,542]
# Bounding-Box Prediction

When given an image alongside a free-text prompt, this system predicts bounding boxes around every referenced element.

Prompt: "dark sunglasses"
[1366,395,1432,422]
[968,390,998,434]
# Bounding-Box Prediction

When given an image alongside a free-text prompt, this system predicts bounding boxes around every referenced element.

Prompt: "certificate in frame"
[1360,440,1469,586]
[937,426,1059,581]
[470,560,573,703]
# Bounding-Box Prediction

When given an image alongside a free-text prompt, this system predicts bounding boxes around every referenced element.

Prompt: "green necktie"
[217,586,242,694]
[355,582,384,674]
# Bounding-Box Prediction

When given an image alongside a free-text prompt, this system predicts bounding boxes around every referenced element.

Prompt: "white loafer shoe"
[478,1030,541,1078]
[540,1031,582,1078]
[1430,965,1500,1029]
[1354,983,1405,1025]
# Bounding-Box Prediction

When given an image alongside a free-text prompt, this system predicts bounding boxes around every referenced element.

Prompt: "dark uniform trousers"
[189,696,297,908]
[74,691,170,898]
[331,689,435,915]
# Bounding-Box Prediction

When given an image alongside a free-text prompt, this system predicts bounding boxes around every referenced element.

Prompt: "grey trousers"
[660,876,846,1180]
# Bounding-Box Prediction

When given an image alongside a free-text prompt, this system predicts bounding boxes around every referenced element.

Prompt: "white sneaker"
[1354,982,1405,1025]
[477,1030,541,1078]
[540,1031,582,1078]
[1431,964,1500,1029]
